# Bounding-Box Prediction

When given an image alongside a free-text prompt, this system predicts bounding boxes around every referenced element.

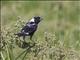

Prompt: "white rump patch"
[25,33,29,35]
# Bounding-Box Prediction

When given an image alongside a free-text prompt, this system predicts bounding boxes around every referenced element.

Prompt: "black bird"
[15,16,42,40]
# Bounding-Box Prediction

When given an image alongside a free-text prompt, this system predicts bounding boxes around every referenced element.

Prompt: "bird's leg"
[23,36,25,42]
[30,35,33,40]
[30,34,36,44]
[22,36,27,48]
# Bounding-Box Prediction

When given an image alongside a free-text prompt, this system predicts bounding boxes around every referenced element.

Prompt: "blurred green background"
[1,1,80,60]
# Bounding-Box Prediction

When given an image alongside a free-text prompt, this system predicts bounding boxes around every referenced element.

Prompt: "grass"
[1,1,80,60]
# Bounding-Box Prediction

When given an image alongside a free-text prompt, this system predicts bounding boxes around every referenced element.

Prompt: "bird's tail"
[14,33,22,37]
[14,32,29,37]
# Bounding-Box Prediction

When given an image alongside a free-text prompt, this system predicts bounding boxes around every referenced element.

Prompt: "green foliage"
[1,1,80,60]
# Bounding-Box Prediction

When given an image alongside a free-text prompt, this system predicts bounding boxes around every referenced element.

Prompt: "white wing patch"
[30,18,35,22]
[22,30,24,32]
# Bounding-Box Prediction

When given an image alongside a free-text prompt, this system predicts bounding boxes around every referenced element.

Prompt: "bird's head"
[34,16,42,24]
[29,16,42,24]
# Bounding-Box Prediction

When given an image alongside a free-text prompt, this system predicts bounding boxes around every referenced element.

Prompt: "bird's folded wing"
[21,24,37,34]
